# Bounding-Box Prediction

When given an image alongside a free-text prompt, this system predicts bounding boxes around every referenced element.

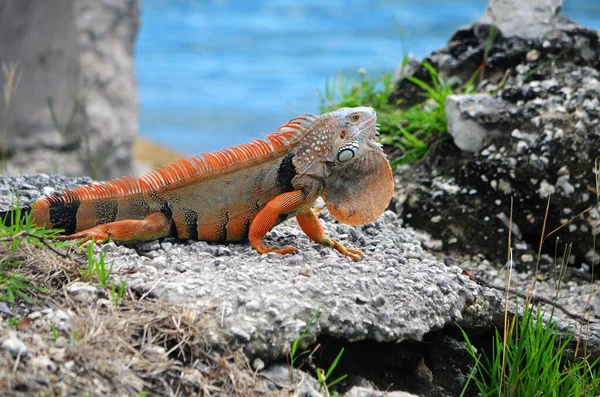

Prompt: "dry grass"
[0,242,277,396]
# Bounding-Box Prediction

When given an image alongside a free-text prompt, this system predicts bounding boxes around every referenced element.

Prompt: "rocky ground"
[1,0,600,396]
[0,173,598,397]
[392,0,600,271]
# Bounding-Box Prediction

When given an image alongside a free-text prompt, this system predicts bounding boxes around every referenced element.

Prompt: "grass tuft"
[319,62,474,169]
[0,199,61,302]
[287,308,347,396]
[461,298,600,396]
[461,157,600,396]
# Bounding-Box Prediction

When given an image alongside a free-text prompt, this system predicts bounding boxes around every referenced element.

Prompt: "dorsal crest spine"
[43,113,319,206]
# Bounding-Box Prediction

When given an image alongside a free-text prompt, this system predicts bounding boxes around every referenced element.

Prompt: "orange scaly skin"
[9,107,394,261]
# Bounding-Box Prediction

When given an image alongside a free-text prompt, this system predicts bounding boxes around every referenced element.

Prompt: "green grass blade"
[326,373,348,389]
[324,347,344,380]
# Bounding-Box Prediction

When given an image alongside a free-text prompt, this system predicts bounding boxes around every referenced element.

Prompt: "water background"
[135,0,600,154]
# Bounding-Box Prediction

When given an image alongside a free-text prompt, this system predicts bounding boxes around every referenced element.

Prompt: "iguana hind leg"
[56,211,171,244]
[296,209,363,261]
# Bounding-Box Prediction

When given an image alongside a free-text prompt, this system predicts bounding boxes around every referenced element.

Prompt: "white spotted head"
[291,106,379,177]
[326,107,379,168]
[320,106,394,226]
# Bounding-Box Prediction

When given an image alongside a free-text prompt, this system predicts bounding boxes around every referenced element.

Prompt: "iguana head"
[324,107,379,166]
[320,106,394,226]
[289,106,393,225]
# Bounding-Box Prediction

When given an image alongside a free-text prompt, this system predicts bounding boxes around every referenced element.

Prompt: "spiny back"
[39,113,320,207]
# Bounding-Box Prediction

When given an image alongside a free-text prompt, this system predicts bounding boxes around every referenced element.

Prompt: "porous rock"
[0,0,139,180]
[66,282,103,306]
[2,332,28,356]
[30,355,58,373]
[0,174,506,395]
[479,0,568,40]
[444,94,505,152]
[3,174,600,394]
[391,0,600,271]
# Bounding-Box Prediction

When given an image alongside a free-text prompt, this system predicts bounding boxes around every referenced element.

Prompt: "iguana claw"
[265,246,297,255]
[328,238,363,262]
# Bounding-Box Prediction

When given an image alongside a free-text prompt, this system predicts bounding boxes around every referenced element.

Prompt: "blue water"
[135,0,600,154]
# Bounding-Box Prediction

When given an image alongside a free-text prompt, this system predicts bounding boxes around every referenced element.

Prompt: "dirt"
[0,241,277,396]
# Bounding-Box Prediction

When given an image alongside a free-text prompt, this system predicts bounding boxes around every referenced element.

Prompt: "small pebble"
[2,332,27,355]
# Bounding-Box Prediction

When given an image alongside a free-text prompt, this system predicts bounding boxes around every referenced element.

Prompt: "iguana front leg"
[249,190,310,256]
[296,209,363,261]
[56,212,171,244]
[249,189,362,260]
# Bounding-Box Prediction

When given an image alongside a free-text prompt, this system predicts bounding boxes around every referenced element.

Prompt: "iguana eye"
[337,141,360,162]
[350,114,360,122]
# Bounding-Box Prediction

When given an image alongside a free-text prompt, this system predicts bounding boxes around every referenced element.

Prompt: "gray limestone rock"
[0,174,507,395]
[66,282,104,306]
[444,94,505,152]
[480,0,571,40]
[389,0,599,106]
[0,0,139,180]
[103,216,500,360]
[2,332,28,356]
[390,0,600,273]
[2,174,600,394]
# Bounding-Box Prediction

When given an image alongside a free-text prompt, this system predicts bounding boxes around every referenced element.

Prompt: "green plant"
[320,62,473,169]
[461,168,600,396]
[1,198,123,306]
[461,298,600,396]
[0,197,67,252]
[82,241,126,306]
[110,279,127,307]
[316,346,347,394]
[288,308,321,381]
[0,199,61,302]
[51,325,59,340]
[47,96,80,141]
[1,202,28,254]
[3,316,19,328]
[1,62,22,173]
[0,265,46,303]
[82,242,113,288]
[287,308,348,396]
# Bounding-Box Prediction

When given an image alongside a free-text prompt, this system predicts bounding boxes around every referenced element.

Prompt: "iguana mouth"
[367,122,383,150]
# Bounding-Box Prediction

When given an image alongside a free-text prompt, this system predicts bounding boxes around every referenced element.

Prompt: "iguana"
[1,107,393,261]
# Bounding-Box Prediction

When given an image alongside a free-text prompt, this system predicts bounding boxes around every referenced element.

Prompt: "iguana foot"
[296,210,363,261]
[248,190,314,258]
[56,227,110,244]
[262,246,297,255]
[329,239,363,261]
[55,212,171,245]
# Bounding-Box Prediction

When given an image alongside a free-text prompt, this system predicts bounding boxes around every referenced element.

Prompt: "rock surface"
[480,0,568,40]
[4,173,599,394]
[0,174,506,396]
[0,0,139,180]
[444,94,505,152]
[0,175,503,353]
[391,0,600,271]
[1,332,28,356]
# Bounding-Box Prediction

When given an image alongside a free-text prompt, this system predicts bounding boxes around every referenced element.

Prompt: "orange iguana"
[1,107,393,261]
